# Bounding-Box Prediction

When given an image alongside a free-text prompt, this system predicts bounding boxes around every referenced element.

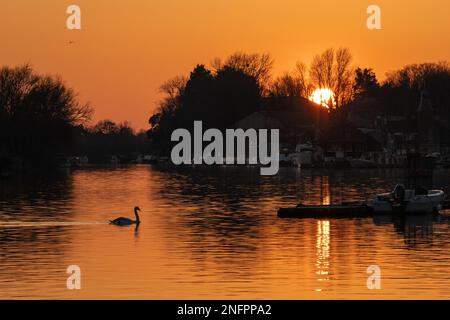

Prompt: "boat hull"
[370,190,445,214]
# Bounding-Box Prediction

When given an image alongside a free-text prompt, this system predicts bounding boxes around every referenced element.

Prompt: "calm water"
[0,166,449,299]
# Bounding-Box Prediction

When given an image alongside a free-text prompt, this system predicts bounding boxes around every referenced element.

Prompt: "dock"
[278,200,450,219]
[278,204,373,219]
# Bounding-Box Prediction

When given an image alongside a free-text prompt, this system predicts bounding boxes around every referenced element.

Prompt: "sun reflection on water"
[316,220,331,286]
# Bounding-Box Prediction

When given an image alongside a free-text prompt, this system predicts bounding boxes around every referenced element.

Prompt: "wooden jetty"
[278,203,373,219]
[278,199,450,219]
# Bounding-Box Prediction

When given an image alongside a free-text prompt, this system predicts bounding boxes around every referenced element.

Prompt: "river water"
[0,166,449,299]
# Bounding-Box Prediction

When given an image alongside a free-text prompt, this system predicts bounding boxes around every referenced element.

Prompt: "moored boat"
[369,184,445,214]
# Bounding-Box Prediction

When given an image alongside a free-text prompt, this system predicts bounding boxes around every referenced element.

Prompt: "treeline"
[0,65,92,168]
[148,49,450,154]
[148,53,273,154]
[2,51,450,169]
[147,49,366,154]
[73,120,149,163]
[382,62,450,116]
[0,65,148,169]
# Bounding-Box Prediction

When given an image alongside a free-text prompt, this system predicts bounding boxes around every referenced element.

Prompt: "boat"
[277,185,446,219]
[369,184,445,214]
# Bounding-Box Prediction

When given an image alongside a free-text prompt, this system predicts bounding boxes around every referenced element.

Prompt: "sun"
[310,88,335,108]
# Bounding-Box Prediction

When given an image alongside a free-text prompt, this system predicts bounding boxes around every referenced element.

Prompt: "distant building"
[347,92,450,163]
[233,92,450,168]
[318,124,384,167]
[234,96,329,145]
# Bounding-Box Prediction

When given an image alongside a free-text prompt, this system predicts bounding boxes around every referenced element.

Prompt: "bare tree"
[334,48,354,107]
[385,61,450,90]
[309,48,354,108]
[294,62,312,96]
[271,72,299,97]
[0,65,92,124]
[212,52,274,93]
[0,64,92,161]
[270,62,312,98]
[148,74,188,138]
[159,75,187,106]
[149,75,187,128]
[92,119,120,135]
[310,48,334,90]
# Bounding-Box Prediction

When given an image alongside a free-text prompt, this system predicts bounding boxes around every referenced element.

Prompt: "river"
[0,166,449,299]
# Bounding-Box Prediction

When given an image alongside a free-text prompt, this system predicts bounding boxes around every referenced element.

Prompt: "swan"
[110,207,141,226]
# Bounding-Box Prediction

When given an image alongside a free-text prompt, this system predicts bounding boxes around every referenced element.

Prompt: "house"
[318,124,384,167]
[348,92,450,160]
[234,96,329,145]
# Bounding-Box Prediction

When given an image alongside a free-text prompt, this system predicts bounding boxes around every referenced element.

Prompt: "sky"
[1,0,450,130]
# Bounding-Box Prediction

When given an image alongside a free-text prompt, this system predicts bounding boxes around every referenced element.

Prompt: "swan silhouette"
[110,207,141,226]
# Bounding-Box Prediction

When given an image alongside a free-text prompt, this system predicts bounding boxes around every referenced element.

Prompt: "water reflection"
[315,220,330,285]
[0,166,449,299]
[373,214,445,247]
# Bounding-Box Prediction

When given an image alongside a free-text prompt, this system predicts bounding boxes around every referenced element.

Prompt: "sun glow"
[310,88,335,108]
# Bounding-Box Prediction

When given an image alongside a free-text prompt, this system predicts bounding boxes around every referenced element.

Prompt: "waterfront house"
[318,124,384,168]
[234,96,329,145]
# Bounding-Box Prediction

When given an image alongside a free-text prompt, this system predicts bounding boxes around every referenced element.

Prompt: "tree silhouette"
[309,48,354,108]
[270,62,312,98]
[72,120,147,163]
[384,62,450,117]
[213,66,261,128]
[0,65,92,166]
[353,68,379,98]
[147,52,450,156]
[212,52,274,94]
[147,58,263,154]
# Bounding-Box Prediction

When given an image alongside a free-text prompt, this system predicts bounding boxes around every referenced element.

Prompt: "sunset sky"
[1,0,450,129]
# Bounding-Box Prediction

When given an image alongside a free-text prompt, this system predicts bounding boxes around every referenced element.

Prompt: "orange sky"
[1,0,449,130]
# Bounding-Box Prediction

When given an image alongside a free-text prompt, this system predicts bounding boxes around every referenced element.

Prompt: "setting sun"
[310,88,335,108]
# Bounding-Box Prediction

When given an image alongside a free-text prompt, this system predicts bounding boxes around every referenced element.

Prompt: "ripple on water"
[0,166,449,299]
